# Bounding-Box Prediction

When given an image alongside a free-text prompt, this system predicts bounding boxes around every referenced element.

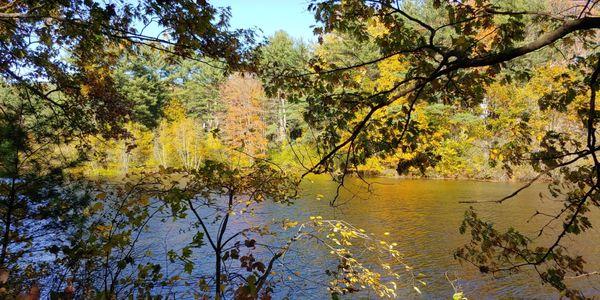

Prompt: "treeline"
[1,0,598,298]
[81,32,315,177]
[86,31,586,182]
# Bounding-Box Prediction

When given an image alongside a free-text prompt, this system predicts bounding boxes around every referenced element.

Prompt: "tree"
[152,160,417,299]
[0,84,89,297]
[56,176,168,299]
[155,100,223,170]
[219,74,269,157]
[0,0,255,296]
[277,0,600,295]
[259,31,310,143]
[113,47,171,129]
[0,0,254,136]
[158,160,297,299]
[171,58,227,129]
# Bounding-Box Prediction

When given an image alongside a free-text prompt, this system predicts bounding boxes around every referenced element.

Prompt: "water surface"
[148,177,600,299]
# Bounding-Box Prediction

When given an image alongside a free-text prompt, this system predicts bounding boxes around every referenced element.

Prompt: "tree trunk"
[215,246,222,300]
[0,177,16,267]
[277,93,287,144]
[0,152,18,267]
[215,189,233,299]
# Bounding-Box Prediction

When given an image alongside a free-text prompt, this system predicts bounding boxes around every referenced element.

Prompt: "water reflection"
[285,177,599,299]
[145,176,599,299]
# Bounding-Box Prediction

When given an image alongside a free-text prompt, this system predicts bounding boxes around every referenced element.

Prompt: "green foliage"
[113,47,171,128]
[0,0,254,137]
[275,0,600,296]
[172,58,226,125]
[259,31,311,144]
[0,84,90,297]
[2,0,600,298]
[56,176,170,298]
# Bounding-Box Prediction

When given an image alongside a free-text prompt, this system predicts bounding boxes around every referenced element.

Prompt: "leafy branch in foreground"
[455,56,600,299]
[80,159,420,299]
[0,0,255,137]
[272,0,600,295]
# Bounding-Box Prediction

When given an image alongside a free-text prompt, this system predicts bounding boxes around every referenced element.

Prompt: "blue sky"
[212,0,317,42]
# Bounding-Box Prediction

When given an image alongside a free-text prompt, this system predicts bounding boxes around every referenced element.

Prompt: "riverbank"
[355,167,546,183]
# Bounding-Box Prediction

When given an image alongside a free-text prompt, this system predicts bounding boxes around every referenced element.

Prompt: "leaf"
[413,286,421,294]
[231,249,240,259]
[244,239,256,248]
[282,219,298,230]
[182,246,192,258]
[247,275,257,296]
[91,202,104,212]
[191,232,204,247]
[184,261,194,274]
[139,194,150,205]
[253,261,266,273]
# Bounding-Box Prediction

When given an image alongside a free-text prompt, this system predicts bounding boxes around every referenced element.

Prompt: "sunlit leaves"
[219,73,269,157]
[302,217,421,298]
[1,0,254,136]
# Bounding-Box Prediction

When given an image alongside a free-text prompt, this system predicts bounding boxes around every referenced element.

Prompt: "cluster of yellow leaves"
[486,64,586,153]
[81,100,228,175]
[300,216,424,298]
[156,101,223,169]
[354,63,587,179]
[376,55,409,93]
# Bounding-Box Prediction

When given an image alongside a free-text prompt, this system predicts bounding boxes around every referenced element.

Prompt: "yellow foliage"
[82,100,232,175]
[162,99,187,122]
[376,55,409,92]
[219,73,269,157]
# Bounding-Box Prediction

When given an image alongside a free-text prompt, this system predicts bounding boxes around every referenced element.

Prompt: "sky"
[212,0,317,42]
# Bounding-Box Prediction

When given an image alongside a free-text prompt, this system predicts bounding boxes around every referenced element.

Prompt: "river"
[145,176,600,299]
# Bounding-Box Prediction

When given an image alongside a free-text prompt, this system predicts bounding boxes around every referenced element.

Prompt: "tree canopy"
[273,0,600,296]
[1,0,600,299]
[0,0,254,136]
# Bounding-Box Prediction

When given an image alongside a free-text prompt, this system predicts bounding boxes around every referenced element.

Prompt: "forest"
[0,0,599,299]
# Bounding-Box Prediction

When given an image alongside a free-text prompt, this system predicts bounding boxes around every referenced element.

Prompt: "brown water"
[279,176,600,299]
[148,176,600,299]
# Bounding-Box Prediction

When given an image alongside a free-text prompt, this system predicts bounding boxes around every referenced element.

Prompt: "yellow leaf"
[139,195,150,205]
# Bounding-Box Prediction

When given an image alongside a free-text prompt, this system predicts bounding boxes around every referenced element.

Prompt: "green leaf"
[184,261,194,274]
